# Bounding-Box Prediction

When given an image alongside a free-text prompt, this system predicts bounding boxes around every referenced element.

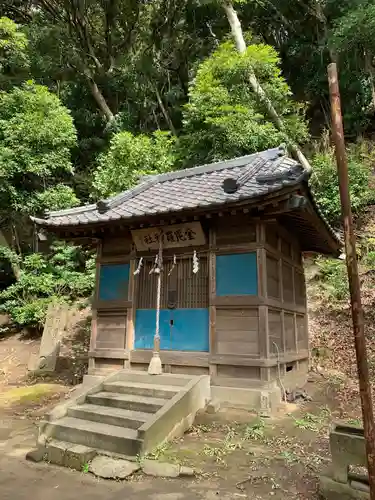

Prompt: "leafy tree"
[0,16,29,89]
[0,82,78,251]
[94,130,176,197]
[179,40,309,167]
[0,243,95,331]
[230,0,375,135]
[330,1,375,120]
[27,0,148,122]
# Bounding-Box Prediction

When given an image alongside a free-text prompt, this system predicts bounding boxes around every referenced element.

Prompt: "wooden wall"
[209,217,308,389]
[89,230,134,373]
[263,221,309,384]
[88,216,309,391]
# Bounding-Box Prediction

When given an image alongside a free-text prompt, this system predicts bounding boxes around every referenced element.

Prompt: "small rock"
[89,456,140,479]
[26,447,46,463]
[142,460,180,478]
[142,460,194,478]
[179,466,194,477]
[286,389,312,403]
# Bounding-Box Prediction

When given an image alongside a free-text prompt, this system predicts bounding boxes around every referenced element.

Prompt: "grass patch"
[243,418,266,441]
[0,384,63,408]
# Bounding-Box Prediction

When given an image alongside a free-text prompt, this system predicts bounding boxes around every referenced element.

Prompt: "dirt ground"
[0,317,364,499]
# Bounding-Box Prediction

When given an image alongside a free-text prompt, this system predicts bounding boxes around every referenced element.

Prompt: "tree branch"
[222,0,311,173]
[85,74,114,122]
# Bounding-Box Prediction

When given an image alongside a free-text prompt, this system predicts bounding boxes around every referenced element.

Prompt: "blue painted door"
[135,308,209,351]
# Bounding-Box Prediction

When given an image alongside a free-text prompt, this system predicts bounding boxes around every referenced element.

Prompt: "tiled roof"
[32,147,311,228]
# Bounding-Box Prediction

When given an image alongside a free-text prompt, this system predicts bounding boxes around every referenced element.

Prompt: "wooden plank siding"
[268,309,282,356]
[215,308,259,356]
[266,255,280,299]
[95,311,127,350]
[101,233,133,257]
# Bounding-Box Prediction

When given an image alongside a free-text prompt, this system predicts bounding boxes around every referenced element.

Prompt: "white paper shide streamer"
[133,257,143,275]
[193,250,199,274]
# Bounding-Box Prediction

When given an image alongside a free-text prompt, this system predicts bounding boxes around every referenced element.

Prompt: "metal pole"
[328,62,375,496]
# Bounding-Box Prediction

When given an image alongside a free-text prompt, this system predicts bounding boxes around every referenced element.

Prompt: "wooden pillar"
[125,258,136,368]
[208,226,217,377]
[257,223,269,380]
[89,240,102,373]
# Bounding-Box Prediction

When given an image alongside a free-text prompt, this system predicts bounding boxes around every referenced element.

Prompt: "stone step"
[68,404,149,429]
[118,371,192,387]
[86,392,167,413]
[42,416,142,456]
[103,381,180,400]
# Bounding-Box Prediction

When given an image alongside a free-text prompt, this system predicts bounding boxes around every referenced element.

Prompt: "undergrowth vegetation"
[310,139,375,225]
[310,229,375,305]
[0,243,95,332]
[308,210,375,388]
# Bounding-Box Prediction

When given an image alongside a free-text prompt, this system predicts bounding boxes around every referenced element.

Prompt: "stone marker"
[28,303,69,373]
[89,456,140,479]
[142,460,194,478]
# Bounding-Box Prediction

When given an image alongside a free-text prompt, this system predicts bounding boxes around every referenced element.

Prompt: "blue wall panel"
[135,309,209,352]
[98,263,130,301]
[216,252,258,296]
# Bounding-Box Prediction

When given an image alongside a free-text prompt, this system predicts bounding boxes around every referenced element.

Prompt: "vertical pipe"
[328,62,375,497]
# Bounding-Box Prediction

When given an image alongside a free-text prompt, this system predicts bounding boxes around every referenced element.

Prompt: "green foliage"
[243,418,266,440]
[94,130,176,197]
[0,17,29,89]
[0,82,78,245]
[179,41,309,167]
[0,243,95,331]
[310,141,375,225]
[363,250,375,269]
[314,257,349,302]
[330,2,375,57]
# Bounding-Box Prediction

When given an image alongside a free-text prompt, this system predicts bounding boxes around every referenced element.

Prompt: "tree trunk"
[222,1,246,54]
[364,51,375,110]
[154,85,177,136]
[222,0,311,172]
[86,76,115,122]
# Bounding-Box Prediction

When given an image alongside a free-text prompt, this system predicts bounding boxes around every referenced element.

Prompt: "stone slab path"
[0,414,246,500]
[0,454,245,500]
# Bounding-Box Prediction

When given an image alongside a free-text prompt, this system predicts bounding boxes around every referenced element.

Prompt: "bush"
[314,257,349,302]
[310,141,375,225]
[0,242,95,332]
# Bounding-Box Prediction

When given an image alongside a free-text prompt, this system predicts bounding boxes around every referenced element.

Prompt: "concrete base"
[281,359,309,392]
[82,374,105,387]
[211,385,281,414]
[320,473,369,500]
